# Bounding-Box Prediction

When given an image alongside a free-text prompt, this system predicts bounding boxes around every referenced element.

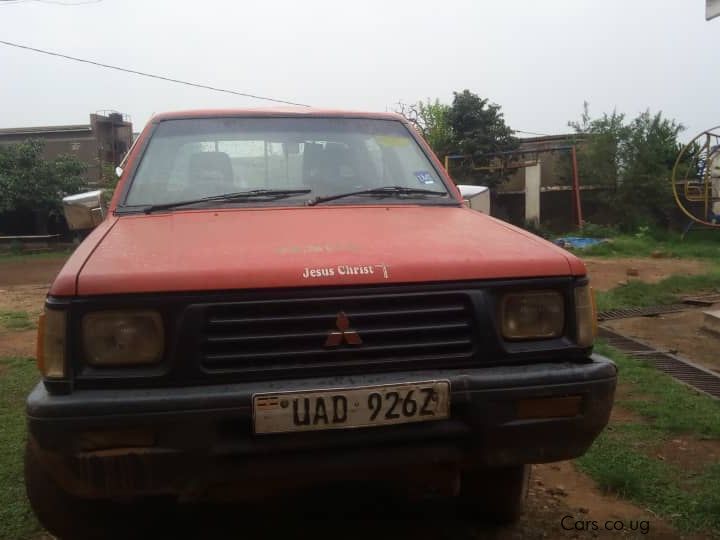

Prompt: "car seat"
[188,151,236,196]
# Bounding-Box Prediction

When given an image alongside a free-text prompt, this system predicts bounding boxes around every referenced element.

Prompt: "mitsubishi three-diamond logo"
[324,311,362,347]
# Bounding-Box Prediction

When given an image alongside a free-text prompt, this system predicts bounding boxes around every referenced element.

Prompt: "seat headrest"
[188,152,234,184]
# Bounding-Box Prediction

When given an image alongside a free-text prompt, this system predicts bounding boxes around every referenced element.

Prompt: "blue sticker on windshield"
[415,171,435,184]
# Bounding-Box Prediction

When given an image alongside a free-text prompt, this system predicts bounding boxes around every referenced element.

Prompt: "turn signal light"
[575,285,597,347]
[36,308,66,378]
[516,396,582,420]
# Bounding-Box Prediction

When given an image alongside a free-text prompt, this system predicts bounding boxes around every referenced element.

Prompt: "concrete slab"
[702,309,720,337]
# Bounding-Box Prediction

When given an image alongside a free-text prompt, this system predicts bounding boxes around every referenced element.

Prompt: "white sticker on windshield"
[374,135,410,147]
[415,171,435,184]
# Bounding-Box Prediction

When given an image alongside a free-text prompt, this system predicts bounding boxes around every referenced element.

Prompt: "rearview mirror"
[62,190,107,231]
[457,185,490,214]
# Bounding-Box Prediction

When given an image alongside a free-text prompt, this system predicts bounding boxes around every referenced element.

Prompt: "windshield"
[123,117,451,208]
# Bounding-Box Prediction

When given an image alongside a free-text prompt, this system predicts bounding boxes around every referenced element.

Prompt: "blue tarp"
[554,237,608,249]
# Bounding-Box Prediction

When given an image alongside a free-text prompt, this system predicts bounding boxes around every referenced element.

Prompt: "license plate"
[253,380,450,434]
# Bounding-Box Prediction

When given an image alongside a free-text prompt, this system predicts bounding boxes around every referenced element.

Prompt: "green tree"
[447,90,518,186]
[397,90,517,187]
[100,162,120,189]
[0,139,87,233]
[395,98,453,159]
[569,104,683,230]
[568,102,628,188]
[619,111,684,228]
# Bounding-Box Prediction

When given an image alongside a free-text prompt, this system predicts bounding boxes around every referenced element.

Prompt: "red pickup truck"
[26,109,616,539]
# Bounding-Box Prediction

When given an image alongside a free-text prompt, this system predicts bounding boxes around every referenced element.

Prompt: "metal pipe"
[704,134,711,219]
[571,146,583,227]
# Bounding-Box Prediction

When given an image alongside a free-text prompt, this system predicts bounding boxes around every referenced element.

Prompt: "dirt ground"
[606,307,720,373]
[1,254,717,539]
[0,257,65,287]
[0,284,48,358]
[136,470,684,539]
[0,258,60,355]
[583,257,710,292]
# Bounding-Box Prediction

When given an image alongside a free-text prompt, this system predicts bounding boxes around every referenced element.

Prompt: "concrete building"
[489,134,610,231]
[0,111,133,185]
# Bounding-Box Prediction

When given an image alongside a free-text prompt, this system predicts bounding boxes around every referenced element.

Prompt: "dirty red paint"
[50,108,586,296]
[50,205,584,296]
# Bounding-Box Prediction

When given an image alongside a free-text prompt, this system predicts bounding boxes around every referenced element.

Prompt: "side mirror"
[62,190,107,231]
[457,185,491,214]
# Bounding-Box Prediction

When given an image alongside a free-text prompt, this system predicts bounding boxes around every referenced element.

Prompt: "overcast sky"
[0,0,716,139]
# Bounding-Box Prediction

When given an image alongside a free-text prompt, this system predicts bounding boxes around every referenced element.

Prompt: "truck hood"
[56,206,584,296]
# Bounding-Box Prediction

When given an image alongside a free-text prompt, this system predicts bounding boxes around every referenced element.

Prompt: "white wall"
[525,163,541,225]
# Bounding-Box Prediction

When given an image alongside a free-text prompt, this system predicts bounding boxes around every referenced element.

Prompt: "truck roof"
[151,108,405,123]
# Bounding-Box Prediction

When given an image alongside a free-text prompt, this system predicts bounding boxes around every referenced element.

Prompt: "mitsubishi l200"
[26,109,616,538]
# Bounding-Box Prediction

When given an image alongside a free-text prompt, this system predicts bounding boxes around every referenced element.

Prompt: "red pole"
[571,145,583,228]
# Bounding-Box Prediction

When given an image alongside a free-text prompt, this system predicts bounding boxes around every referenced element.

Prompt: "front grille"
[198,292,477,376]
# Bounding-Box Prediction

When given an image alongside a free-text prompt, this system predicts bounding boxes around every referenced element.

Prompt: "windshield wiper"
[306,186,448,206]
[142,189,311,214]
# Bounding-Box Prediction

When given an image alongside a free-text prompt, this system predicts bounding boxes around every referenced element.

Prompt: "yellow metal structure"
[671,126,720,228]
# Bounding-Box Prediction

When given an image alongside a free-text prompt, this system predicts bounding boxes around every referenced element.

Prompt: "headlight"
[500,290,564,340]
[37,307,66,378]
[83,310,164,366]
[574,284,597,347]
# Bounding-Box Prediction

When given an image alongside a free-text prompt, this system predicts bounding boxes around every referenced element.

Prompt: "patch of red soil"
[651,436,720,474]
[0,329,36,358]
[606,308,720,373]
[0,257,66,287]
[583,258,710,292]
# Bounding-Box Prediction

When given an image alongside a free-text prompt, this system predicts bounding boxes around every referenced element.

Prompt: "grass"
[578,427,720,532]
[0,311,35,332]
[595,272,720,311]
[595,342,720,437]
[0,357,41,540]
[577,233,720,311]
[0,249,72,262]
[577,342,720,534]
[578,232,720,261]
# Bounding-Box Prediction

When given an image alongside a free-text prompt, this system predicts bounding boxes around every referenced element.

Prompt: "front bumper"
[27,355,616,500]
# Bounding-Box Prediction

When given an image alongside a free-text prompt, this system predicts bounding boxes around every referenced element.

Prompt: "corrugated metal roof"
[518,133,583,144]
